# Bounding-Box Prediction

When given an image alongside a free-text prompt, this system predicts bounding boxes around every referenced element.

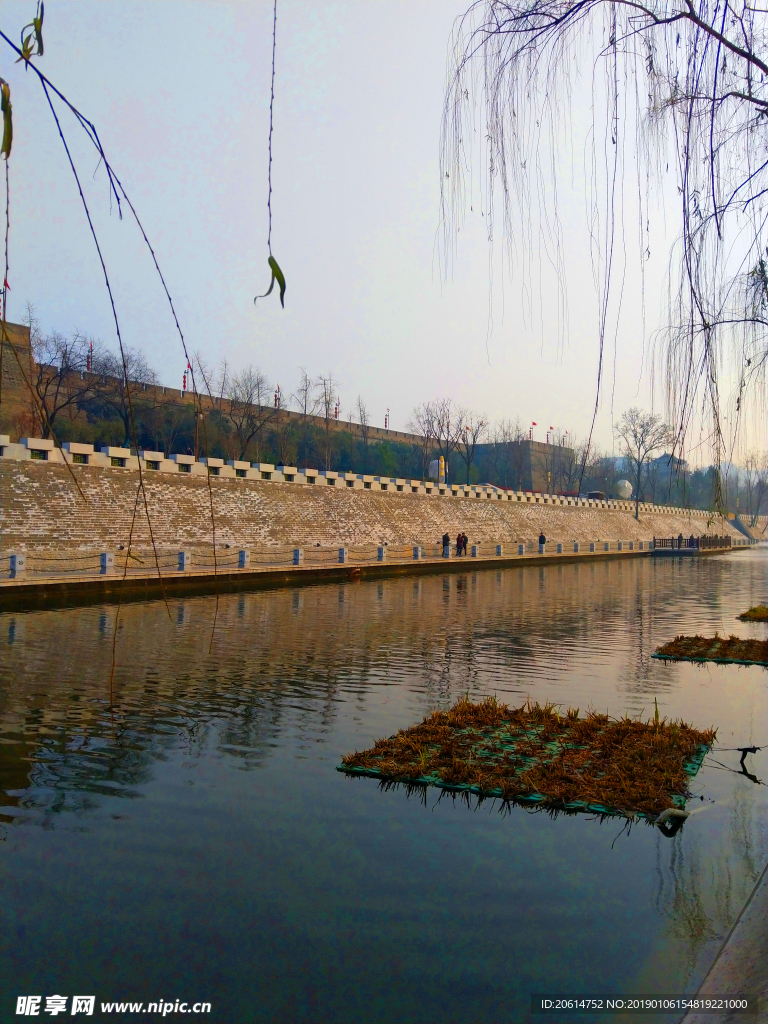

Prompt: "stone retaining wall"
[0,460,745,556]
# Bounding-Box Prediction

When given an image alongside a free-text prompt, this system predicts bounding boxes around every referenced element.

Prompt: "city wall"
[0,448,749,558]
[0,320,573,493]
[0,320,420,447]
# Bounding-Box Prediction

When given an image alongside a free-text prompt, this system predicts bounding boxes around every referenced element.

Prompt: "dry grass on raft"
[656,634,768,663]
[341,696,716,817]
[738,605,768,622]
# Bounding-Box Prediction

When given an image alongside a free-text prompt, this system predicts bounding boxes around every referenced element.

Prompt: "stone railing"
[0,433,747,520]
[3,534,754,581]
[653,534,733,550]
[0,538,691,580]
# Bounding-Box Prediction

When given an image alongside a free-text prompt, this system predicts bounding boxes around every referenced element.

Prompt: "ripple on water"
[1,548,767,1024]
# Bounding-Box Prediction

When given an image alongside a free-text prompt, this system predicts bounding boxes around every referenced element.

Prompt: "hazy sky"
[2,0,737,456]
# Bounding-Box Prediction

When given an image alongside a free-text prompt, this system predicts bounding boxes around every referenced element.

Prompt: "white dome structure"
[615,479,633,500]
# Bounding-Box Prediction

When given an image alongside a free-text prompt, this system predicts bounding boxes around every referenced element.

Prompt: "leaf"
[0,81,12,160]
[34,3,44,57]
[253,254,287,308]
[268,255,286,307]
[18,2,44,63]
[16,34,34,63]
[254,271,275,302]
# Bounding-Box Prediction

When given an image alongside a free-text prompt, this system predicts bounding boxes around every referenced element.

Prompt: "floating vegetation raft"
[338,697,715,819]
[654,634,768,666]
[738,605,768,622]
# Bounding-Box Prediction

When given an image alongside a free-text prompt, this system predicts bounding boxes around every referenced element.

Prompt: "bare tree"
[407,401,437,479]
[271,384,298,466]
[191,351,222,409]
[355,395,371,455]
[575,440,599,495]
[316,372,340,470]
[30,328,105,438]
[753,465,768,532]
[148,403,191,458]
[430,398,463,482]
[486,420,512,486]
[442,0,768,464]
[645,457,664,506]
[292,368,318,418]
[456,408,487,483]
[509,426,529,491]
[292,368,319,467]
[743,452,768,527]
[222,365,275,462]
[615,408,674,519]
[94,348,159,445]
[553,433,584,496]
[534,440,558,496]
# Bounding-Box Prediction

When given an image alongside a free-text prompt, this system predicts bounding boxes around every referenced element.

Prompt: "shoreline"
[680,861,768,1024]
[0,546,736,612]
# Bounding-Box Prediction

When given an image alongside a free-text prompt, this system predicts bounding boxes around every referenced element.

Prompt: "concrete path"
[0,546,655,610]
[681,862,768,1024]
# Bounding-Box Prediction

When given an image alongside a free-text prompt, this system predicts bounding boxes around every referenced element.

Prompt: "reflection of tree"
[647,778,768,990]
[2,552,764,831]
[654,838,718,975]
[8,724,157,819]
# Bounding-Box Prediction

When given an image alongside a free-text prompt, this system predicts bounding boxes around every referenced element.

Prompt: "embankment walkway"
[0,541,746,611]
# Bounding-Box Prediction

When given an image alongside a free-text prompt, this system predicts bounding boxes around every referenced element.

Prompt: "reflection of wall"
[0,554,757,788]
[3,552,767,993]
[0,461,741,554]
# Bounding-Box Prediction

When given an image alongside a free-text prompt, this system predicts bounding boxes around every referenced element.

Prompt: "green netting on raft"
[652,652,768,667]
[337,716,711,821]
[654,635,768,666]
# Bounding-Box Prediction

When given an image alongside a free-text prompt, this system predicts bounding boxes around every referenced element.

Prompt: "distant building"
[651,452,688,478]
[476,438,577,494]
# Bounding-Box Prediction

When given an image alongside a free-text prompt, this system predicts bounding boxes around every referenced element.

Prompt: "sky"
[2,0,758,459]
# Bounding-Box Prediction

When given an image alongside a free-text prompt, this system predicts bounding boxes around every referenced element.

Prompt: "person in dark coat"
[456,532,463,556]
[539,532,546,547]
[462,533,468,555]
[442,532,450,557]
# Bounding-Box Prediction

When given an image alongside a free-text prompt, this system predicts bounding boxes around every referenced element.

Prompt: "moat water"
[2,549,767,1023]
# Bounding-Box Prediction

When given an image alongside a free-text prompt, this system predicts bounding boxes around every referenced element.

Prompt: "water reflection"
[1,550,767,1023]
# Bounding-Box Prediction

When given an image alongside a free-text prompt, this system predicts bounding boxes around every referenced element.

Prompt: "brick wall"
[0,323,34,421]
[0,461,744,555]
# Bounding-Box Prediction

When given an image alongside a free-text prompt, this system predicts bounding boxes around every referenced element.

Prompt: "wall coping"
[0,442,758,523]
[21,436,54,450]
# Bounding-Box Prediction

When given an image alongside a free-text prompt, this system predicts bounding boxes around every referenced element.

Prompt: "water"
[1,549,767,1023]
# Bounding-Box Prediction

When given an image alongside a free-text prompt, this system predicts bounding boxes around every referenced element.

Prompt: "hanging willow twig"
[441,0,768,481]
[0,19,228,651]
[255,0,287,308]
[1,21,228,653]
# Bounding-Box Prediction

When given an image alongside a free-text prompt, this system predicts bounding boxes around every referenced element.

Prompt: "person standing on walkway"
[539,532,546,547]
[461,533,468,555]
[442,532,450,557]
[456,532,463,556]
